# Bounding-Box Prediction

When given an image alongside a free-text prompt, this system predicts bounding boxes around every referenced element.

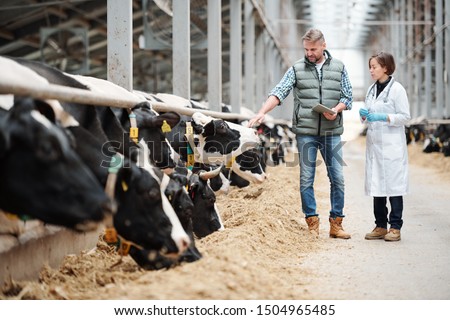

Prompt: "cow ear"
[159,111,180,128]
[201,121,215,136]
[132,101,151,110]
[170,172,188,187]
[191,122,203,134]
[34,100,56,123]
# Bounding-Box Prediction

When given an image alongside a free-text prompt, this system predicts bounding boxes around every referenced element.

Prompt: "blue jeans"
[296,134,345,218]
[373,196,403,230]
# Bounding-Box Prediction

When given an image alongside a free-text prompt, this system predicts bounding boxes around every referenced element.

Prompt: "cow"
[113,156,224,270]
[193,147,268,192]
[423,122,450,155]
[188,166,225,238]
[255,120,297,167]
[162,156,225,239]
[0,98,112,231]
[405,124,426,145]
[127,166,201,270]
[433,123,450,157]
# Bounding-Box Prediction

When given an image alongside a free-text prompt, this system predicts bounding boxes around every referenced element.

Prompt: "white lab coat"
[362,78,411,197]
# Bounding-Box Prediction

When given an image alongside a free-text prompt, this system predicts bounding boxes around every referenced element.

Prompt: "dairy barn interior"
[1,0,450,300]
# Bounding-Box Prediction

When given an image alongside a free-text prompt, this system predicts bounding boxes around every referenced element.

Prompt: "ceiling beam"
[275,19,434,26]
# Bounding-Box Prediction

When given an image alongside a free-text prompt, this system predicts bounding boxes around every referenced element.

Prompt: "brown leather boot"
[384,228,401,241]
[329,217,351,239]
[305,216,319,236]
[365,227,388,240]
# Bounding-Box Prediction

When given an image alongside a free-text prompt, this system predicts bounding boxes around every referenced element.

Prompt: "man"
[248,28,353,239]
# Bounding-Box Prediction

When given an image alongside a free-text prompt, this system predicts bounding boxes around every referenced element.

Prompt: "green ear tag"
[161,120,172,133]
[108,154,123,174]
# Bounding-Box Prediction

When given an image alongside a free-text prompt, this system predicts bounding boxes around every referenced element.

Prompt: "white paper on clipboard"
[312,104,337,115]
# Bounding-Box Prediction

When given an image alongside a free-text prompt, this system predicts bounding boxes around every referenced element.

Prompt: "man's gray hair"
[302,28,325,43]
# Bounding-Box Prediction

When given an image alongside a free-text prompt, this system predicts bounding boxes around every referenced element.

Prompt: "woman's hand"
[367,113,388,122]
[359,108,369,120]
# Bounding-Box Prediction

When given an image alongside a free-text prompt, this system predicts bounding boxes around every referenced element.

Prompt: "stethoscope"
[365,77,395,104]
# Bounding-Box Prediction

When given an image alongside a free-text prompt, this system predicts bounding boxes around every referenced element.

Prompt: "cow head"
[191,112,260,166]
[124,102,180,169]
[0,98,111,231]
[189,166,224,238]
[126,168,202,270]
[167,167,203,262]
[113,160,186,256]
[194,163,230,194]
[231,148,267,183]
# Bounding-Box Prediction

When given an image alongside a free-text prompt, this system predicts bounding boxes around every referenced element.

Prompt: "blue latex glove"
[359,108,369,119]
[367,113,388,122]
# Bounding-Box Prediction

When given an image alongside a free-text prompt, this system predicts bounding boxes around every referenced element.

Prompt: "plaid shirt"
[269,64,353,109]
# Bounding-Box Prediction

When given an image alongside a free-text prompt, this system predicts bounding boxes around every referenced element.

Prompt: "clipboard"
[312,104,337,115]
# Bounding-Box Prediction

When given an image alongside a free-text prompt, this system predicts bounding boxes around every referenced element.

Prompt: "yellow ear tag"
[161,120,172,133]
[119,240,131,256]
[187,153,195,167]
[104,228,118,243]
[129,127,139,143]
[186,124,193,135]
[121,180,129,192]
[5,213,19,221]
[226,156,235,169]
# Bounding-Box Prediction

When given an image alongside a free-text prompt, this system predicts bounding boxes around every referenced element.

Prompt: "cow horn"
[199,165,222,181]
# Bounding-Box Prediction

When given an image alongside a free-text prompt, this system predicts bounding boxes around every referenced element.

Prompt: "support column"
[244,0,255,111]
[390,6,395,54]
[207,0,222,111]
[173,0,190,98]
[107,0,133,91]
[406,0,414,115]
[399,0,406,85]
[445,0,450,117]
[230,0,242,113]
[255,30,265,110]
[272,52,282,119]
[414,0,422,117]
[424,0,432,118]
[435,0,444,118]
[415,63,422,117]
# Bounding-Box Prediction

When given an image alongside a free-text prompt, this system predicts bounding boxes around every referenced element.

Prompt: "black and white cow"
[106,148,224,270]
[188,166,224,238]
[127,165,203,270]
[405,123,426,145]
[0,98,112,231]
[423,122,450,156]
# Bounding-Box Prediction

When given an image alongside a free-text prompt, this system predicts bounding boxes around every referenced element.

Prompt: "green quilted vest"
[292,51,344,136]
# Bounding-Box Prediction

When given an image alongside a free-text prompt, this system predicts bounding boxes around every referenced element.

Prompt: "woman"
[359,52,411,241]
